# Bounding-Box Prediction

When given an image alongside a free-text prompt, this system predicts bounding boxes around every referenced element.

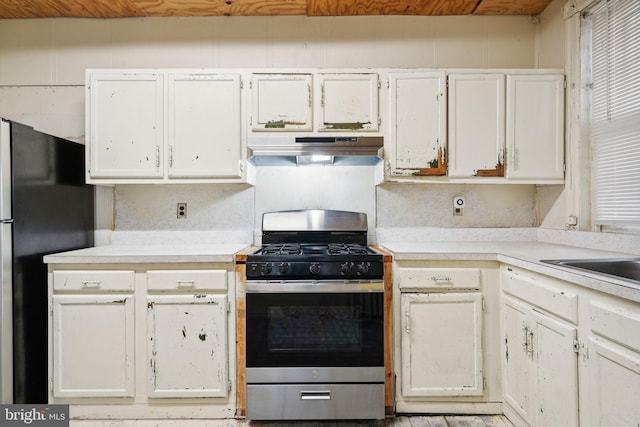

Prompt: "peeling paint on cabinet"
[147,294,229,398]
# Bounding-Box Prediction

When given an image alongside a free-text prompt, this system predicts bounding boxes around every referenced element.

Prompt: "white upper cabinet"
[318,73,379,132]
[448,73,505,178]
[86,69,245,184]
[167,73,242,179]
[249,71,379,134]
[87,72,164,179]
[506,74,565,181]
[388,72,447,177]
[250,73,312,131]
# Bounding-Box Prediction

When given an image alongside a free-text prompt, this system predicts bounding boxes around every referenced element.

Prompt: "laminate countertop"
[43,243,251,264]
[381,241,640,303]
[43,241,640,302]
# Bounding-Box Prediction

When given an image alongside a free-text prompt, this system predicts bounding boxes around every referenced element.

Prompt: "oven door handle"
[300,390,331,400]
[245,281,384,293]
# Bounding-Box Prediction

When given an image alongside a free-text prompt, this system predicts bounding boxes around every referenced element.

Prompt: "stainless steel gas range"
[244,209,385,421]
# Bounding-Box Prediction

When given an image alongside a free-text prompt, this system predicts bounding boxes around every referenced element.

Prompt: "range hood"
[248,136,383,166]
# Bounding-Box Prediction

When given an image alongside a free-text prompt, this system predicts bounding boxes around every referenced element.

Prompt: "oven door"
[246,281,384,369]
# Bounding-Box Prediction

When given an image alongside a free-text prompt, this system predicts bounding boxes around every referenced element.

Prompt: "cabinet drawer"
[53,270,135,292]
[147,270,227,291]
[397,268,481,291]
[590,300,640,353]
[502,268,578,324]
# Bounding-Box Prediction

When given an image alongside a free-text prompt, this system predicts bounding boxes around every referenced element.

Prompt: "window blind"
[589,0,640,227]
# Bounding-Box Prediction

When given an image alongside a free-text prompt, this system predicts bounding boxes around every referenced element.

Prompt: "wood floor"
[71,415,514,427]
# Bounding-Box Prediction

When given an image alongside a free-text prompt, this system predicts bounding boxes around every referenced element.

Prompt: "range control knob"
[356,262,370,275]
[341,262,354,275]
[309,262,321,275]
[261,263,273,275]
[278,262,289,274]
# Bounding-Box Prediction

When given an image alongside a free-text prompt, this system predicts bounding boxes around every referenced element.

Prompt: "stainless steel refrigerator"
[0,118,94,404]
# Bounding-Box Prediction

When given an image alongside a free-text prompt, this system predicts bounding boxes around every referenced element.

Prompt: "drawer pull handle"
[81,280,101,288]
[430,276,452,283]
[176,280,196,287]
[300,391,331,400]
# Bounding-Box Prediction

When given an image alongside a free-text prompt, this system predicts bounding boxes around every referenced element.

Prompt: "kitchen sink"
[541,258,640,284]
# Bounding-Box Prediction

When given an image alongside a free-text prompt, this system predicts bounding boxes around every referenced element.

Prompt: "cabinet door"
[88,73,164,179]
[147,294,228,398]
[503,296,533,424]
[52,295,135,397]
[251,74,312,131]
[588,337,640,427]
[168,73,242,179]
[401,292,483,397]
[506,75,565,180]
[448,74,505,177]
[532,310,579,427]
[318,74,379,131]
[389,72,447,176]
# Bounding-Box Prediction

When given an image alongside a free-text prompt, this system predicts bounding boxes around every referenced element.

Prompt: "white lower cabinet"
[52,294,135,398]
[51,270,136,398]
[48,264,235,419]
[585,298,640,427]
[147,294,228,398]
[501,266,579,427]
[502,295,579,427]
[401,292,483,397]
[394,262,502,414]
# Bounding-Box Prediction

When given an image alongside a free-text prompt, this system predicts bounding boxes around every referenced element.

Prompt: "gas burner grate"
[261,244,302,255]
[327,243,369,255]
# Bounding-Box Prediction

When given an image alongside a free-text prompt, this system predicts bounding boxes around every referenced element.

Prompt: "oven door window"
[246,292,383,367]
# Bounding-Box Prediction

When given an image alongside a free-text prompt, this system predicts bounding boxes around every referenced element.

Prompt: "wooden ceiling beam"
[0,0,144,18]
[473,0,553,15]
[131,0,307,17]
[307,0,478,16]
[0,0,554,19]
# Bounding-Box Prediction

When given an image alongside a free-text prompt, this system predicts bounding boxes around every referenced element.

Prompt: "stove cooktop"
[257,243,377,256]
[246,243,384,280]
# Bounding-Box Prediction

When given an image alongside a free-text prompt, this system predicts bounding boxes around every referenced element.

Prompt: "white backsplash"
[377,183,537,229]
[112,184,255,244]
[110,170,542,246]
[253,165,380,243]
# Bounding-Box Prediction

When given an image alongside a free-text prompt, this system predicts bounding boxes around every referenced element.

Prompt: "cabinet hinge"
[573,338,589,360]
[228,381,233,392]
[50,378,54,392]
[563,163,566,173]
[377,78,381,89]
[378,116,382,126]
[240,78,244,90]
[248,80,252,90]
[386,79,390,89]
[227,301,231,313]
[239,160,244,174]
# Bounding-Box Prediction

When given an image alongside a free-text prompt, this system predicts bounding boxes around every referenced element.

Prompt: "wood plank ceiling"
[0,0,554,19]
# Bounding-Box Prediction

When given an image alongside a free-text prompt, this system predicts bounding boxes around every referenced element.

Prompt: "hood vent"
[248,136,383,166]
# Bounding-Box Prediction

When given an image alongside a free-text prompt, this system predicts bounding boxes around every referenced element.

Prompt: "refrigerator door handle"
[0,220,13,224]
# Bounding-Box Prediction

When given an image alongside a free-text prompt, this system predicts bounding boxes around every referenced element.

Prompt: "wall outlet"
[453,196,465,216]
[177,203,187,219]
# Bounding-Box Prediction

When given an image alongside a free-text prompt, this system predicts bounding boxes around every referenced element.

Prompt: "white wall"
[0,11,566,244]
